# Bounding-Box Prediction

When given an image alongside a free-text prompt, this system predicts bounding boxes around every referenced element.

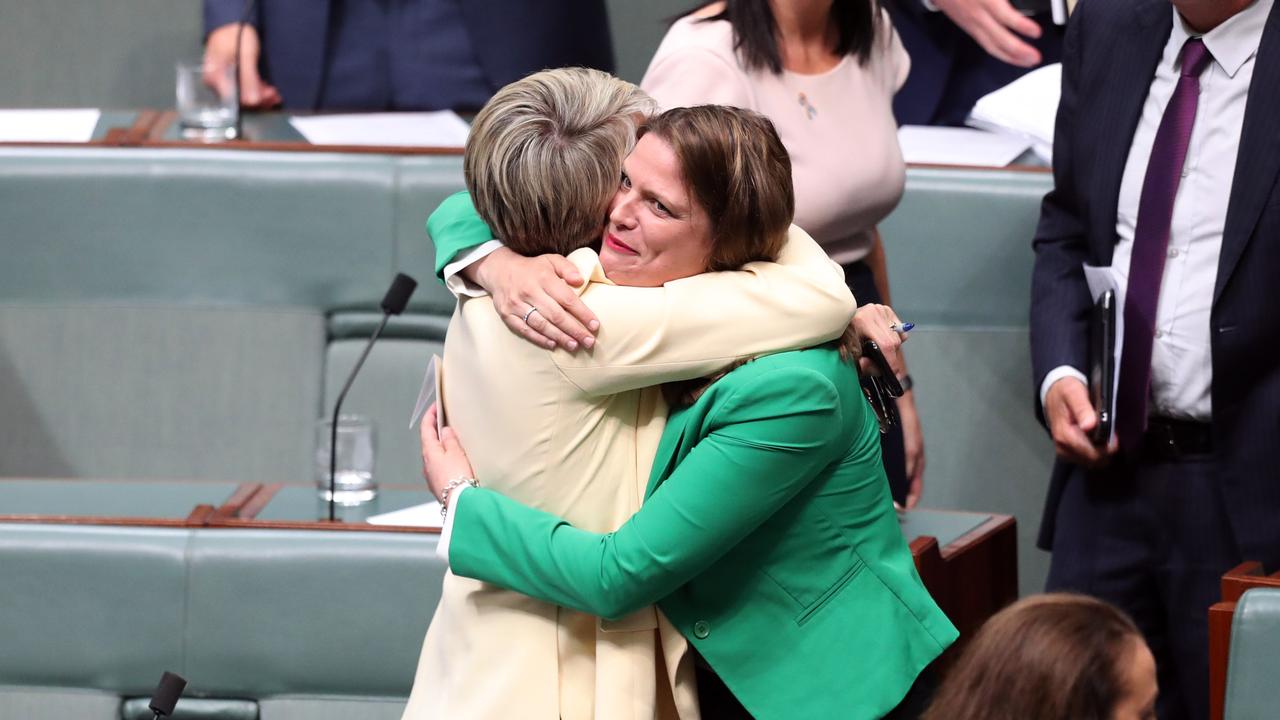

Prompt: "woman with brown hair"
[421,104,957,720]
[924,593,1158,720]
[642,0,926,509]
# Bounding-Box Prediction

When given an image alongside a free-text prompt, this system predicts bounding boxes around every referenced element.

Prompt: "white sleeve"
[442,240,505,299]
[1040,365,1089,412]
[433,484,472,563]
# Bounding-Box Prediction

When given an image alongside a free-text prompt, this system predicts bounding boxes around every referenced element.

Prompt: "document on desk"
[1083,264,1125,442]
[967,63,1061,164]
[367,501,444,528]
[289,111,470,147]
[0,109,100,142]
[897,125,1032,167]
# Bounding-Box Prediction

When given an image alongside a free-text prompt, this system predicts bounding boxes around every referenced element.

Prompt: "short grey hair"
[464,67,656,256]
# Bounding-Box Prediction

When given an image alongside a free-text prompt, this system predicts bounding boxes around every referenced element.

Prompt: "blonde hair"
[464,67,656,256]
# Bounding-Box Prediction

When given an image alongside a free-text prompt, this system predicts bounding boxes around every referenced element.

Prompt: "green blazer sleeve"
[448,364,843,620]
[425,191,494,282]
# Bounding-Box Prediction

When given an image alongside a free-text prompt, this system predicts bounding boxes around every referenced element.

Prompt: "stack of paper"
[0,109,100,143]
[290,111,470,148]
[967,63,1062,164]
[897,125,1032,167]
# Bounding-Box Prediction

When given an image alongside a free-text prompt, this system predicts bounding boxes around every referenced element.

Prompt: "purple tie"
[1116,38,1213,453]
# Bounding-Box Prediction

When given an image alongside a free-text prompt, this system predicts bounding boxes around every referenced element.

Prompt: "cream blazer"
[401,227,853,720]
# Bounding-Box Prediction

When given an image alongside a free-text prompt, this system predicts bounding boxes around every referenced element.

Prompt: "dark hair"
[922,594,1145,720]
[686,0,882,74]
[638,104,794,272]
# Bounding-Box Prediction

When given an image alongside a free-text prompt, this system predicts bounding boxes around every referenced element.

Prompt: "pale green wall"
[0,0,203,108]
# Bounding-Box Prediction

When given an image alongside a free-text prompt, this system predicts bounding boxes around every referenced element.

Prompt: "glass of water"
[175,61,237,140]
[315,415,377,505]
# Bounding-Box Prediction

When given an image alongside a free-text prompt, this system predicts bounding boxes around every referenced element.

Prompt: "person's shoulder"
[650,8,738,65]
[719,348,853,396]
[1070,0,1141,33]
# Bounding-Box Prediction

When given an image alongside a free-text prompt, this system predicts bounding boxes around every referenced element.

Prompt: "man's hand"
[898,390,925,508]
[933,0,1043,67]
[203,23,282,108]
[1044,376,1117,467]
[851,303,909,376]
[466,247,600,351]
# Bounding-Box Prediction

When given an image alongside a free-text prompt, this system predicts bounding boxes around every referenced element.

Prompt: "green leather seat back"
[1224,588,1280,720]
[0,147,463,484]
[880,167,1056,595]
[0,524,190,693]
[184,529,443,699]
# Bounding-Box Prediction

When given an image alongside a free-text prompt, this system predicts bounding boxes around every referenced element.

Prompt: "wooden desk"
[905,509,1019,667]
[0,477,439,533]
[1209,562,1280,720]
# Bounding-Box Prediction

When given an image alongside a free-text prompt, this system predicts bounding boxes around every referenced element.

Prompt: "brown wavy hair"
[922,593,1145,720]
[645,105,855,406]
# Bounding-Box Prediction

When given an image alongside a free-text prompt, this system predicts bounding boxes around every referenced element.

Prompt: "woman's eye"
[653,200,670,216]
[620,173,631,189]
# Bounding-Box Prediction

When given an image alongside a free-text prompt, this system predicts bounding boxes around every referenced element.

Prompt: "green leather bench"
[0,522,444,719]
[1224,588,1280,720]
[0,147,462,489]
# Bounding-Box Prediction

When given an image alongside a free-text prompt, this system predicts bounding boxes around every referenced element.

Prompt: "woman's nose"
[609,192,637,228]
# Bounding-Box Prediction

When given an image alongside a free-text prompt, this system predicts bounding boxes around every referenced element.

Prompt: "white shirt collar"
[1170,0,1271,78]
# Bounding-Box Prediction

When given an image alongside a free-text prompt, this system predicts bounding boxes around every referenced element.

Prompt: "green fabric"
[451,348,958,720]
[425,191,494,282]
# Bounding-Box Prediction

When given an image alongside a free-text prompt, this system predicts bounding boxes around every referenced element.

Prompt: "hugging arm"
[445,367,842,619]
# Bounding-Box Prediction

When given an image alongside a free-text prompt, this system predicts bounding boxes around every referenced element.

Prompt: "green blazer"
[448,348,958,720]
[427,191,498,280]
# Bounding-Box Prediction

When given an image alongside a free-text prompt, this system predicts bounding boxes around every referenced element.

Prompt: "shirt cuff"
[442,240,505,298]
[434,484,472,564]
[1039,365,1089,412]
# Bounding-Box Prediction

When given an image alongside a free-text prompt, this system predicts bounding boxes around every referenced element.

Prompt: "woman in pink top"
[642,0,926,510]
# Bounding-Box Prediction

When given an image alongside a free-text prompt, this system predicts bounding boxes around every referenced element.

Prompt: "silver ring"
[522,306,539,324]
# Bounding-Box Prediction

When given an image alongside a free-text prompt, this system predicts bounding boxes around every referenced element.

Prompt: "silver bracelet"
[439,476,479,518]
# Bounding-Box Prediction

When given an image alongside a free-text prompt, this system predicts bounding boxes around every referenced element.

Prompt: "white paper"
[0,109,101,143]
[967,64,1062,165]
[410,354,444,432]
[290,111,470,147]
[1082,264,1125,443]
[897,125,1032,167]
[367,501,443,528]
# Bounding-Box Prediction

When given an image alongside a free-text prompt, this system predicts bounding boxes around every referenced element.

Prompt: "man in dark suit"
[886,0,1063,125]
[1031,0,1278,717]
[201,0,615,111]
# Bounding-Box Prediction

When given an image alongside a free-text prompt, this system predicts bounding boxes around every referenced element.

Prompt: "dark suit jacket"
[885,0,1062,126]
[203,0,615,111]
[1031,0,1280,567]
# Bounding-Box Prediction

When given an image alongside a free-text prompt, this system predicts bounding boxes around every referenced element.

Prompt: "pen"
[889,321,915,334]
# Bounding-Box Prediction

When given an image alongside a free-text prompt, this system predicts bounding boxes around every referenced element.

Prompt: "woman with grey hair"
[402,68,857,719]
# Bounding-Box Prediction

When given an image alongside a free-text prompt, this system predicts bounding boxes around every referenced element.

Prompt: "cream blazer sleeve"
[553,225,854,395]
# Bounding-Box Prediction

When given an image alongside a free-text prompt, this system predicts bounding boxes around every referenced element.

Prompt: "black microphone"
[232,0,259,140]
[327,273,418,521]
[149,671,187,719]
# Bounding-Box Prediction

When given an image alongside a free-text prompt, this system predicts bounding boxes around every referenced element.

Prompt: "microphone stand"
[327,314,390,521]
[327,273,417,521]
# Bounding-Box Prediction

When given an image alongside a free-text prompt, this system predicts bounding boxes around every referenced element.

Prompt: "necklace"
[797,91,818,120]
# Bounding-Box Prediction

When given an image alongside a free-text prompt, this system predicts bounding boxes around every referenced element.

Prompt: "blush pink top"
[642,10,910,265]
